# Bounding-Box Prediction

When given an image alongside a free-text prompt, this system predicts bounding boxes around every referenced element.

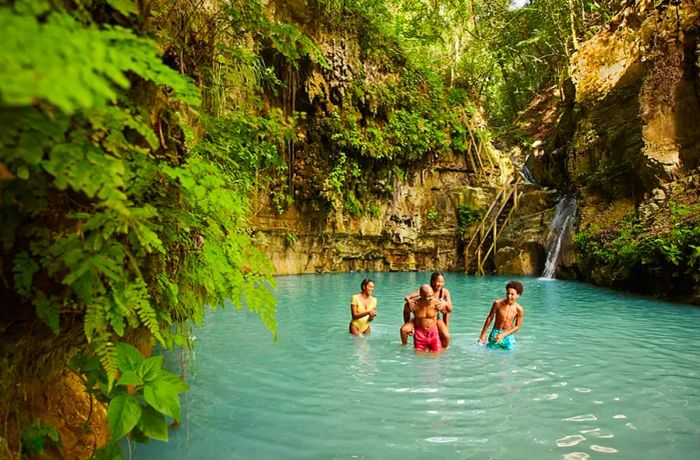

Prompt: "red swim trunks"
[414,325,442,352]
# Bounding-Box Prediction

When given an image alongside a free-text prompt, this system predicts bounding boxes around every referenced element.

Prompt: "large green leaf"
[115,342,143,372]
[138,355,163,383]
[143,380,181,421]
[107,394,142,440]
[137,405,169,442]
[157,369,190,393]
[116,370,143,387]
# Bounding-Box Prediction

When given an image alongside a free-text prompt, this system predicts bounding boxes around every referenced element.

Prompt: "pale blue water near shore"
[132,273,700,459]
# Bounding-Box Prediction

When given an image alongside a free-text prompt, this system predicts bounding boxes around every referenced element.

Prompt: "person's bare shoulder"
[489,299,501,313]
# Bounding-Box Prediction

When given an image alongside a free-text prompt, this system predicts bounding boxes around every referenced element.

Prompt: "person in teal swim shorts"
[478,280,524,350]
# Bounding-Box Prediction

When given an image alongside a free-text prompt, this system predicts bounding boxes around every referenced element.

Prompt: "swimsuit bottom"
[414,325,443,352]
[487,328,516,350]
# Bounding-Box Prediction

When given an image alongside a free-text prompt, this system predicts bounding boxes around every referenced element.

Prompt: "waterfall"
[541,196,577,279]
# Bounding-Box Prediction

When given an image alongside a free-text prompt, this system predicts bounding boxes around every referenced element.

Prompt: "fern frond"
[93,333,118,388]
[134,300,164,345]
[128,280,164,345]
[84,300,108,341]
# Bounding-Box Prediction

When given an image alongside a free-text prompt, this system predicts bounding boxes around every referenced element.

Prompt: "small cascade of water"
[541,196,577,279]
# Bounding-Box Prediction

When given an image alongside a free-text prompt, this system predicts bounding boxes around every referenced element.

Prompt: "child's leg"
[400,320,415,345]
[437,319,450,348]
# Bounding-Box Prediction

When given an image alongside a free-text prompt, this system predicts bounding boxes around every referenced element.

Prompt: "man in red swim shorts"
[412,284,443,352]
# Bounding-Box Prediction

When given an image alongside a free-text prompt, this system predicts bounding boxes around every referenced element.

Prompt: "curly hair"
[506,280,523,295]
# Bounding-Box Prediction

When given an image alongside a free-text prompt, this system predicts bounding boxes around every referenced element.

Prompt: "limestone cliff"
[251,151,509,274]
[528,0,700,302]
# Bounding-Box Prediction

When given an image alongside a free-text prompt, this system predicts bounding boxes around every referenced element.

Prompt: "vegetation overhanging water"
[1,1,698,457]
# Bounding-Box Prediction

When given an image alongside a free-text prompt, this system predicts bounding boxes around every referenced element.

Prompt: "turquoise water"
[133,273,700,459]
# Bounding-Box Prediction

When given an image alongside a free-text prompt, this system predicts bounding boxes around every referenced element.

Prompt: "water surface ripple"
[133,273,700,459]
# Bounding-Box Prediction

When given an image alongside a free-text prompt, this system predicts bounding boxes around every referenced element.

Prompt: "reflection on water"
[133,273,700,460]
[351,337,378,384]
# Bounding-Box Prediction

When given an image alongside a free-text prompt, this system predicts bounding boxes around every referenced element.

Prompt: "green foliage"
[427,209,438,222]
[284,232,297,247]
[20,419,61,456]
[1,0,281,454]
[344,190,362,218]
[386,109,449,161]
[222,0,329,71]
[367,203,382,218]
[267,22,330,70]
[575,204,700,292]
[362,0,618,126]
[0,8,198,113]
[456,203,483,240]
[305,61,461,213]
[72,342,189,457]
[321,151,348,210]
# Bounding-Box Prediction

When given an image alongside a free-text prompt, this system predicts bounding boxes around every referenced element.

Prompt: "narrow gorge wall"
[252,153,507,274]
[528,0,700,301]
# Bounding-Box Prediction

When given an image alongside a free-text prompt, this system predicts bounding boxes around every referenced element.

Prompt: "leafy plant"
[0,1,280,455]
[321,151,348,210]
[71,342,188,457]
[343,190,362,218]
[427,209,438,222]
[20,419,61,456]
[456,203,483,240]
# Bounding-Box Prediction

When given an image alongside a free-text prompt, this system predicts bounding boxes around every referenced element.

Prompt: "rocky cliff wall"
[533,0,699,211]
[528,0,700,301]
[252,152,509,274]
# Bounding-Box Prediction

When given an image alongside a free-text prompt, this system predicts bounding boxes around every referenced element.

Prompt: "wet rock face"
[494,242,547,277]
[532,0,700,205]
[251,158,495,274]
[525,1,700,295]
[494,188,560,277]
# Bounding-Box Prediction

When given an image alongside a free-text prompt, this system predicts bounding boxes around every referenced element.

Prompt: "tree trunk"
[567,0,579,50]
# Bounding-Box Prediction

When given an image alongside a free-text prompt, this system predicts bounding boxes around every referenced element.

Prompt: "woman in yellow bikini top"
[349,278,377,336]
